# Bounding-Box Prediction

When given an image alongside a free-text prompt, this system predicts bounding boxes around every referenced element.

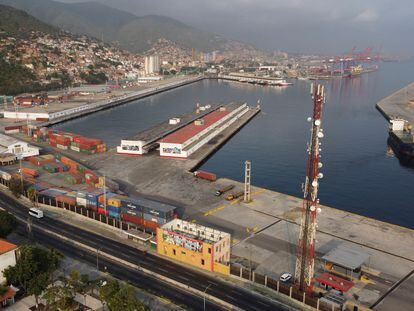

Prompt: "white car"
[29,208,44,219]
[280,273,292,283]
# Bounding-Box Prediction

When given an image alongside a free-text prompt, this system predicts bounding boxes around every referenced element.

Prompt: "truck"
[194,170,216,182]
[225,190,244,201]
[215,184,235,196]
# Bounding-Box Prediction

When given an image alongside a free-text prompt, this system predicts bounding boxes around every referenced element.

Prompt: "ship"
[387,119,414,165]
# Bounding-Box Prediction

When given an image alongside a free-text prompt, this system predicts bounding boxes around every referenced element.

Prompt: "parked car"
[279,272,292,283]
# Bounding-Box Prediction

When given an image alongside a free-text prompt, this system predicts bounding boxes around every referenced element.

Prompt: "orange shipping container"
[20,167,39,177]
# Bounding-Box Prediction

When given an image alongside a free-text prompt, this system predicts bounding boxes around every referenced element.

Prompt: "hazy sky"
[60,0,414,54]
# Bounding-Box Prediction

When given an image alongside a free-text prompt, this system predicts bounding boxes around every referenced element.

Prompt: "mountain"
[0,4,58,38]
[0,0,239,53]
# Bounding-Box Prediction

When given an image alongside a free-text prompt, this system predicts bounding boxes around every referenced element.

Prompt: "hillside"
[0,0,240,53]
[0,4,58,38]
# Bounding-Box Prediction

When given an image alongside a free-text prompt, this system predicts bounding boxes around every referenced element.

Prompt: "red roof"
[0,239,17,255]
[315,273,354,292]
[0,287,16,302]
[160,109,230,144]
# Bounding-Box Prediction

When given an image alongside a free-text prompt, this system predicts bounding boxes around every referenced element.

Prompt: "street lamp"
[203,283,212,311]
[96,247,102,270]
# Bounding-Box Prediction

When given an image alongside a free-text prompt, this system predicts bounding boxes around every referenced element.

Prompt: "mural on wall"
[163,147,181,154]
[163,231,203,252]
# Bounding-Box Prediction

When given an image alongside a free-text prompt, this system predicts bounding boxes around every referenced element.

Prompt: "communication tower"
[295,83,326,292]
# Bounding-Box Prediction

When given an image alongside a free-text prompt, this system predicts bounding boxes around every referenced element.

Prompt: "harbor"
[1,63,414,311]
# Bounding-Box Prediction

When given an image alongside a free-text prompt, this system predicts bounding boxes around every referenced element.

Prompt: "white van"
[29,208,44,219]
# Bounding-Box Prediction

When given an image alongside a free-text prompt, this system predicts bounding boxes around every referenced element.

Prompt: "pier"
[116,105,218,155]
[376,82,414,125]
[0,76,203,129]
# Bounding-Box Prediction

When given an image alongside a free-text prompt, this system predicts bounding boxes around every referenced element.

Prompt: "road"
[0,192,294,311]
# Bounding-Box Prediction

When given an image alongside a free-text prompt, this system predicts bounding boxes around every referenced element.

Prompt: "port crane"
[295,83,326,292]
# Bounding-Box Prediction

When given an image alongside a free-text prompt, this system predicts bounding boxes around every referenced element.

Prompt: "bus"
[29,208,44,219]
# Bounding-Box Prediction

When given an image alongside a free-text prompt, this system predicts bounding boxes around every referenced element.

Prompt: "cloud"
[353,9,379,22]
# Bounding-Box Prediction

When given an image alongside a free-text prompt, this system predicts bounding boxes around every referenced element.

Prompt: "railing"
[229,264,343,311]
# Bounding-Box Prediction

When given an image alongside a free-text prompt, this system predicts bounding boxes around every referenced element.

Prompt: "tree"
[27,188,38,207]
[99,280,147,311]
[108,285,147,311]
[28,272,49,309]
[3,245,62,296]
[0,211,17,238]
[8,177,23,198]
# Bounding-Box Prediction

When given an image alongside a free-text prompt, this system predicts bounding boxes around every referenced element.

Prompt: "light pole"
[96,247,102,270]
[203,283,212,311]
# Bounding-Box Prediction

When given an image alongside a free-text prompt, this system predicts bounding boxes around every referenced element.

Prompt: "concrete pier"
[376,82,414,125]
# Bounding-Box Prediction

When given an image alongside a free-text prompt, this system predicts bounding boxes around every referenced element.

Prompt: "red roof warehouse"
[159,109,230,144]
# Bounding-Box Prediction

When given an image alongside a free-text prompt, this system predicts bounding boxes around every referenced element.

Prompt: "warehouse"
[0,134,40,158]
[158,103,249,158]
[156,219,231,275]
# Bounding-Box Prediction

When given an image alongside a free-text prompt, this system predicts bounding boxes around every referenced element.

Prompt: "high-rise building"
[144,55,160,75]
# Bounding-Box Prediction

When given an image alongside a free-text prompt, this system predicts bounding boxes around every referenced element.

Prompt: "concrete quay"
[0,75,203,129]
[376,82,414,125]
[41,76,204,127]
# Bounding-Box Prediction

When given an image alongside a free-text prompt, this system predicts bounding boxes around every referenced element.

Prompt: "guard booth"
[322,244,370,280]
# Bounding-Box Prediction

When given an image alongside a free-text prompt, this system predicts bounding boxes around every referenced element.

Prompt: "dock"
[0,76,203,129]
[118,105,218,154]
[376,82,414,125]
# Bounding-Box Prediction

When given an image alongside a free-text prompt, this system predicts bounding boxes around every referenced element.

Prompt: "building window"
[201,259,205,265]
[208,248,211,254]
[181,251,186,255]
[173,249,176,255]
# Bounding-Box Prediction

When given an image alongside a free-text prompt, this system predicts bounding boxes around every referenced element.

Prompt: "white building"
[0,134,40,158]
[159,104,249,158]
[144,55,160,75]
[0,239,18,284]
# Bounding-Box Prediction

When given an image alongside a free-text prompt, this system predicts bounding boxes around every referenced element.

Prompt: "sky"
[60,0,414,54]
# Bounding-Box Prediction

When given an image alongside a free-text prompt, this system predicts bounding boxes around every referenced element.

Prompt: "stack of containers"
[28,155,55,167]
[32,128,48,142]
[42,163,69,173]
[84,168,99,187]
[20,167,39,178]
[120,197,144,227]
[38,188,68,204]
[77,189,107,212]
[72,137,106,155]
[105,195,127,219]
[118,196,177,232]
[64,173,83,185]
[56,191,77,206]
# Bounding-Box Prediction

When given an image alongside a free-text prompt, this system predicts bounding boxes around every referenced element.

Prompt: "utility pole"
[203,284,212,311]
[27,216,33,240]
[19,156,23,190]
[295,83,326,292]
[244,160,251,203]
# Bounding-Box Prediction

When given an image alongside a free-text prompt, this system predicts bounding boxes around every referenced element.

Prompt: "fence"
[230,265,343,311]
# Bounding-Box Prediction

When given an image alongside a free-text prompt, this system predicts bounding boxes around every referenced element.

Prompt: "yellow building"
[156,219,231,275]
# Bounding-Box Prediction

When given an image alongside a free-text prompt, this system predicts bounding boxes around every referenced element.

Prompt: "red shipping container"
[56,195,76,205]
[194,170,217,181]
[143,219,159,232]
[121,214,144,227]
[98,208,108,216]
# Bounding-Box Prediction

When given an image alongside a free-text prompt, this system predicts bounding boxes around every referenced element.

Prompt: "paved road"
[0,193,294,311]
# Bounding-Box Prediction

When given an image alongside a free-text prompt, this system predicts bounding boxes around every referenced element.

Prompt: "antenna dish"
[307,117,312,122]
[314,120,321,126]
